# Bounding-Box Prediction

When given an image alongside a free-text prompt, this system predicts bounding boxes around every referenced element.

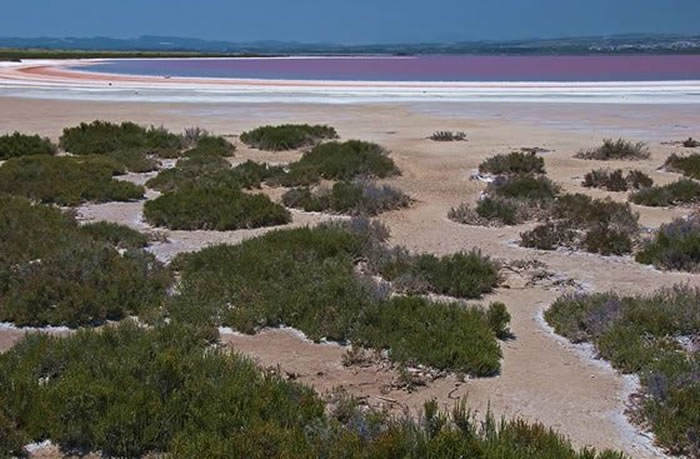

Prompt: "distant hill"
[1,34,700,55]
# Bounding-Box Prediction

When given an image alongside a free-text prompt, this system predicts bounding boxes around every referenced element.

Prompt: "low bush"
[520,194,639,255]
[0,155,145,206]
[240,124,338,150]
[576,138,650,160]
[545,286,699,455]
[582,169,653,192]
[0,195,170,327]
[636,214,700,272]
[479,151,545,175]
[79,221,150,249]
[664,153,700,179]
[59,121,183,157]
[488,174,560,201]
[0,132,56,159]
[143,184,290,230]
[182,135,235,157]
[682,137,700,148]
[429,130,466,141]
[105,148,159,173]
[629,179,700,207]
[0,322,623,458]
[282,180,410,216]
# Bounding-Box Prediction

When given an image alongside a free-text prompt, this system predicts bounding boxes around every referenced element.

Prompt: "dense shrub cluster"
[0,195,170,327]
[182,135,235,157]
[240,124,338,151]
[664,153,700,179]
[582,169,653,191]
[429,130,466,141]
[629,179,700,207]
[636,214,700,272]
[79,221,150,249]
[282,180,410,216]
[479,151,545,175]
[489,174,560,201]
[104,147,159,173]
[171,221,503,374]
[575,138,650,160]
[0,132,56,159]
[520,194,640,255]
[0,155,144,206]
[545,286,699,455]
[0,322,623,458]
[59,121,183,157]
[144,184,290,230]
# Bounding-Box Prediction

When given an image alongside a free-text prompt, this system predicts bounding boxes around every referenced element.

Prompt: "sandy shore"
[1,92,699,458]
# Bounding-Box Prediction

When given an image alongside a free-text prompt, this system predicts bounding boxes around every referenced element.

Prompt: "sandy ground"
[1,95,699,458]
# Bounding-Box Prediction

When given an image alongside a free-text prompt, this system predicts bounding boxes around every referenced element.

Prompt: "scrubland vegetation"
[282,180,410,216]
[181,134,235,157]
[59,121,184,157]
[664,153,700,179]
[0,132,56,159]
[545,286,699,456]
[240,124,338,150]
[629,179,700,207]
[0,155,144,205]
[636,214,700,272]
[478,151,545,175]
[575,138,650,160]
[582,169,653,191]
[429,130,467,141]
[0,195,170,327]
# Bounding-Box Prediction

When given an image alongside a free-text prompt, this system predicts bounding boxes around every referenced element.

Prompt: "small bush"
[59,121,183,157]
[429,131,466,142]
[104,148,159,173]
[627,169,655,189]
[240,124,338,151]
[576,138,650,160]
[545,286,699,455]
[629,179,700,207]
[183,126,209,147]
[582,168,655,192]
[182,135,235,157]
[144,185,291,230]
[479,151,545,175]
[488,174,560,201]
[282,180,410,216]
[80,221,150,249]
[636,214,700,272]
[682,137,699,148]
[664,153,700,179]
[0,155,145,206]
[0,132,56,159]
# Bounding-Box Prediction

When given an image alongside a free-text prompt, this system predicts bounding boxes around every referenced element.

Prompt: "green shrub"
[636,215,700,272]
[282,181,410,216]
[582,169,644,192]
[0,155,144,206]
[487,302,513,339]
[240,124,338,151]
[105,148,159,173]
[0,132,56,159]
[664,153,700,179]
[576,138,650,160]
[182,135,235,157]
[429,131,466,142]
[144,185,290,230]
[80,221,150,249]
[629,179,700,207]
[59,121,183,157]
[479,152,545,175]
[0,195,171,327]
[545,286,699,455]
[0,322,623,458]
[488,174,560,201]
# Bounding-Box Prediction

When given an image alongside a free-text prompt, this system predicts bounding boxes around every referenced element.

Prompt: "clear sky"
[2,0,700,44]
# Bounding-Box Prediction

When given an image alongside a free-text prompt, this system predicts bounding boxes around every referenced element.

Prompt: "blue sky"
[2,0,700,44]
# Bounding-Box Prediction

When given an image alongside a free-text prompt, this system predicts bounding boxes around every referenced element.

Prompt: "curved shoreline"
[2,59,700,104]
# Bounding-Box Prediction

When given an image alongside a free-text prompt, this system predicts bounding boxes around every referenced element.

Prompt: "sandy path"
[2,96,699,457]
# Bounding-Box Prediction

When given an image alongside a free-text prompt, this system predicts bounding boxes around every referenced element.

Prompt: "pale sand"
[2,95,699,458]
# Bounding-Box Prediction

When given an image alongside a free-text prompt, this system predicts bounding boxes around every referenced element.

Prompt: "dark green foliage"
[0,323,623,458]
[636,215,700,272]
[629,179,700,207]
[282,181,410,216]
[0,195,171,327]
[79,221,150,249]
[182,135,235,157]
[240,124,338,151]
[545,286,699,455]
[576,138,650,160]
[488,174,560,201]
[0,131,56,159]
[429,131,466,141]
[475,197,531,225]
[664,153,700,179]
[59,121,183,157]
[582,169,653,191]
[521,194,639,255]
[105,148,159,173]
[479,151,545,175]
[172,223,502,373]
[0,155,145,206]
[487,302,513,339]
[144,185,290,230]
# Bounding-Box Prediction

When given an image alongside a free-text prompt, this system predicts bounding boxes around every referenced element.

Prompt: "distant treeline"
[0,49,274,61]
